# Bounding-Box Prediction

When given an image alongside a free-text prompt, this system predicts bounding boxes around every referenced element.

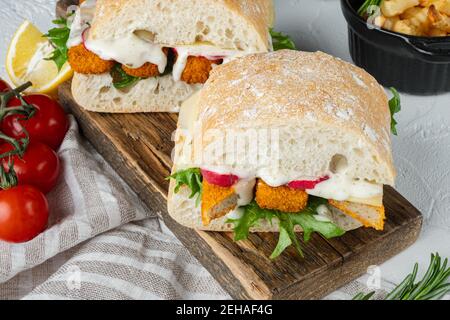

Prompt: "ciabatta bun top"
[88,0,274,52]
[179,50,396,186]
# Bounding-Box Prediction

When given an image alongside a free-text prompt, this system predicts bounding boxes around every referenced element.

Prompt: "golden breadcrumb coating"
[201,180,237,226]
[181,56,222,84]
[68,44,115,74]
[329,200,386,231]
[255,180,308,213]
[122,62,160,78]
[121,48,169,78]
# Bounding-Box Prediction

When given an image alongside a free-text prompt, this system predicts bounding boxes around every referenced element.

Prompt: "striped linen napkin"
[0,116,228,299]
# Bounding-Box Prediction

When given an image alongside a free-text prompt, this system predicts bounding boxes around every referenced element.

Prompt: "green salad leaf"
[270,28,296,51]
[228,199,345,259]
[110,64,143,89]
[44,17,71,71]
[389,87,401,136]
[228,202,276,242]
[167,168,203,205]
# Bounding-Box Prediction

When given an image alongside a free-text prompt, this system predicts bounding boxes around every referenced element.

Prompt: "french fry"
[437,0,450,15]
[401,7,431,33]
[393,19,420,35]
[428,27,448,36]
[428,4,450,32]
[381,0,420,17]
[421,0,450,15]
[383,15,401,30]
[381,0,450,36]
[419,0,441,7]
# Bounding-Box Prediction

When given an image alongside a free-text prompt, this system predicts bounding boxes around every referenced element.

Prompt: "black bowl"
[341,0,450,95]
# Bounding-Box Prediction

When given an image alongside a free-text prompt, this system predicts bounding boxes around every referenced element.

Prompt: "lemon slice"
[6,20,73,95]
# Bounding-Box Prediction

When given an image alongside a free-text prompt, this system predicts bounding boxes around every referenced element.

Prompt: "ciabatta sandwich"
[66,0,274,113]
[167,50,397,258]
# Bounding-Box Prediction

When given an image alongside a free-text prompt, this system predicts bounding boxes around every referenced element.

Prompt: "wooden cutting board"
[56,0,423,300]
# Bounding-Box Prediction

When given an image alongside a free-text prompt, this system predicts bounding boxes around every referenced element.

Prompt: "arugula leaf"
[270,28,296,51]
[270,225,295,259]
[44,17,71,71]
[110,64,143,89]
[357,0,383,17]
[229,199,345,259]
[167,168,203,205]
[389,87,401,136]
[272,215,305,259]
[304,195,328,213]
[228,202,275,241]
[290,212,345,242]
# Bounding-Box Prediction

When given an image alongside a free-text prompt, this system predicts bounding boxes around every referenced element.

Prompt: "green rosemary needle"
[353,253,450,300]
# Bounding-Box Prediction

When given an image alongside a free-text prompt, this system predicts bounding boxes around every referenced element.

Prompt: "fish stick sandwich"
[168,50,397,258]
[65,0,273,112]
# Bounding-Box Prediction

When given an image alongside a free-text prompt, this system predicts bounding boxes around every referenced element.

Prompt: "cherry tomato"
[0,185,49,243]
[0,79,11,93]
[201,169,239,187]
[287,176,330,190]
[0,142,60,194]
[2,94,69,150]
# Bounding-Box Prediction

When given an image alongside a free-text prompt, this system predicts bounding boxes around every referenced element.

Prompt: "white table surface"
[1,0,449,289]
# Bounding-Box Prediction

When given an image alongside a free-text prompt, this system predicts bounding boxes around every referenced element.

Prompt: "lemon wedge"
[6,21,73,95]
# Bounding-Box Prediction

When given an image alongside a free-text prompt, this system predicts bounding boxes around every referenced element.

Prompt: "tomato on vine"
[0,79,11,93]
[0,142,60,194]
[0,185,49,243]
[2,94,69,150]
[0,82,55,243]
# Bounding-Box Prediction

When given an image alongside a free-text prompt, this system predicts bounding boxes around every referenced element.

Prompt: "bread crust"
[168,50,396,232]
[89,0,273,51]
[71,72,201,113]
[194,50,396,185]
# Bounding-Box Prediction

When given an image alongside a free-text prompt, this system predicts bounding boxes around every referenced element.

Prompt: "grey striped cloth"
[0,116,229,300]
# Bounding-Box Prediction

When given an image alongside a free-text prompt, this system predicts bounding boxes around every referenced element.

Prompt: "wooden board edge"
[198,215,422,299]
[278,215,422,299]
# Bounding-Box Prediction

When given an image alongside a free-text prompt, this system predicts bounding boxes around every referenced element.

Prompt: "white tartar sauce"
[85,35,168,72]
[172,44,251,82]
[67,0,96,48]
[306,173,382,201]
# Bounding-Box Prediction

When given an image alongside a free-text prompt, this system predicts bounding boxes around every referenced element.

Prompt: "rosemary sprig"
[357,0,383,17]
[352,291,375,300]
[354,253,450,300]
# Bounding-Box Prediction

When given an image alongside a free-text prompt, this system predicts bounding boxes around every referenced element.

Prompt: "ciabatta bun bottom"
[167,180,363,232]
[71,73,201,113]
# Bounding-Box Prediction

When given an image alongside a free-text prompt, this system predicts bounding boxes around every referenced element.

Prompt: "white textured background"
[0,0,449,288]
